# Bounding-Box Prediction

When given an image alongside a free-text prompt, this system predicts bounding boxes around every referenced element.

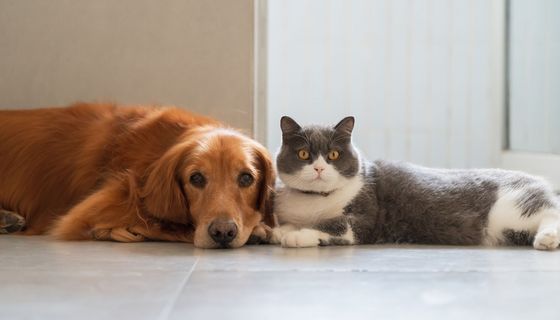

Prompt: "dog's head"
[142,127,275,248]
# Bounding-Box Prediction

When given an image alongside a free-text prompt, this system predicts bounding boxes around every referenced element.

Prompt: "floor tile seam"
[156,257,199,320]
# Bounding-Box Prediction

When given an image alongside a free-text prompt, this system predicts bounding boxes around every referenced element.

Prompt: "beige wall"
[0,0,255,132]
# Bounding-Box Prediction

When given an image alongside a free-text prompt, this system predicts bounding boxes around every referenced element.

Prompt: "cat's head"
[276,116,360,193]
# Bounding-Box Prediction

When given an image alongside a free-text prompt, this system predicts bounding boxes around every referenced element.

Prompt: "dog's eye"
[238,173,254,187]
[189,172,206,188]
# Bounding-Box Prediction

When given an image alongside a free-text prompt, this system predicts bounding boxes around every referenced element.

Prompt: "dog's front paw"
[281,229,321,248]
[0,210,25,233]
[246,223,273,245]
[92,227,145,242]
[533,228,559,250]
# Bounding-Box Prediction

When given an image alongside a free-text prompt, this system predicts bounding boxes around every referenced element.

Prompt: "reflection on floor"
[1,236,559,320]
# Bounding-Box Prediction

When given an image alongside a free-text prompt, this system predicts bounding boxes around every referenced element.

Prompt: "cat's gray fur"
[272,116,560,249]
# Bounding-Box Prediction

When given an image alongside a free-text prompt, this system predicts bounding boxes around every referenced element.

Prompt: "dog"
[0,103,275,248]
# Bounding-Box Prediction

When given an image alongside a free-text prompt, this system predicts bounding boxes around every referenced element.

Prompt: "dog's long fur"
[0,103,274,248]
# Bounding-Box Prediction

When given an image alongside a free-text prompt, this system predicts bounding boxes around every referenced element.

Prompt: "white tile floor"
[1,236,559,320]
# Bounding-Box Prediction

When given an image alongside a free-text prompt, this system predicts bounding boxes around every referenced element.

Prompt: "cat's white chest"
[274,176,364,227]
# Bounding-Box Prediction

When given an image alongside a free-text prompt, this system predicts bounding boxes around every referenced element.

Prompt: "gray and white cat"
[270,116,560,250]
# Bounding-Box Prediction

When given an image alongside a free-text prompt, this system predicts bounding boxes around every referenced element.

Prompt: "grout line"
[425,0,432,166]
[465,0,473,167]
[156,258,199,320]
[503,0,511,151]
[445,0,454,168]
[404,0,413,161]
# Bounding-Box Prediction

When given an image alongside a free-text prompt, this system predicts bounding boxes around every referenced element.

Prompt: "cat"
[270,116,560,250]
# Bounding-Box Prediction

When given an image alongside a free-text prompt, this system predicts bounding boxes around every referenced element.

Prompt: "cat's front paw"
[270,228,283,244]
[270,224,297,244]
[533,228,559,250]
[281,229,321,248]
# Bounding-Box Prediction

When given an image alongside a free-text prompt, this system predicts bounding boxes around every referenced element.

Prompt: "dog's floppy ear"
[252,142,276,227]
[141,143,189,224]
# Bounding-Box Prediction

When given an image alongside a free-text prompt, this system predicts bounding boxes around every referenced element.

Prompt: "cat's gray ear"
[334,116,355,135]
[280,116,301,134]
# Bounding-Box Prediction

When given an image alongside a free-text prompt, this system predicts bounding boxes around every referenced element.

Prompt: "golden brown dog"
[0,103,274,248]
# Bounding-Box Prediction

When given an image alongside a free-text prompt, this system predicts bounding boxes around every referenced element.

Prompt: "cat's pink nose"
[314,167,324,174]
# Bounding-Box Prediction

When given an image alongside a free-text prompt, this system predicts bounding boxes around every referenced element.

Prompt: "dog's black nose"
[208,219,238,246]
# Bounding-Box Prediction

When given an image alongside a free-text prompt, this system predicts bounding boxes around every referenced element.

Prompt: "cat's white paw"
[533,228,560,250]
[281,229,321,248]
[270,228,284,244]
[270,224,297,244]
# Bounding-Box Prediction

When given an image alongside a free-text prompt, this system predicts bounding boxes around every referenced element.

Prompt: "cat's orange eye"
[297,149,310,160]
[328,150,340,160]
